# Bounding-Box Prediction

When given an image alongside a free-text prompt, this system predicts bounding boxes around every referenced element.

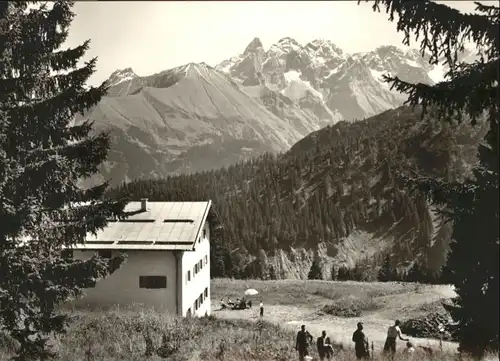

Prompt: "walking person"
[295,324,313,361]
[317,330,335,360]
[259,300,264,317]
[383,320,410,360]
[352,322,370,360]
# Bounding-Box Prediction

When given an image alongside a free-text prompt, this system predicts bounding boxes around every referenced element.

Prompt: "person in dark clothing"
[324,337,332,359]
[383,320,409,360]
[259,300,264,317]
[317,330,334,360]
[352,322,370,360]
[295,324,313,361]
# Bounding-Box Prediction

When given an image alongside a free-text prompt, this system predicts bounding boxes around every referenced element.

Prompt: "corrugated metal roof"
[76,201,211,251]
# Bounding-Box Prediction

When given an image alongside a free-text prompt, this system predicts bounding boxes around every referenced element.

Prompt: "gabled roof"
[74,201,212,251]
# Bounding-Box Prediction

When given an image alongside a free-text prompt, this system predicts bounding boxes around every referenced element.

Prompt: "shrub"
[400,312,458,342]
[322,297,381,318]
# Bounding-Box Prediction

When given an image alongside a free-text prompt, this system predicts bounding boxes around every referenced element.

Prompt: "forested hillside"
[109,106,485,281]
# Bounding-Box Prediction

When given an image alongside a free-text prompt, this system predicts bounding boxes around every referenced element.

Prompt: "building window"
[186,308,191,317]
[194,300,198,310]
[204,287,208,299]
[187,270,191,282]
[98,250,112,259]
[198,294,203,305]
[198,237,201,244]
[203,229,206,238]
[204,255,208,265]
[139,276,167,289]
[61,249,73,259]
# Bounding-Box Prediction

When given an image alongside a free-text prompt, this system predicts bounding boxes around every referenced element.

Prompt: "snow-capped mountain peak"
[106,67,138,87]
[86,36,479,185]
[178,62,211,75]
[305,39,344,58]
[269,37,302,55]
[243,37,264,55]
[217,37,477,121]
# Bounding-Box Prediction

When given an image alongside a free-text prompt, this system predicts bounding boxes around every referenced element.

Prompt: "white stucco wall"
[180,221,211,317]
[72,250,178,313]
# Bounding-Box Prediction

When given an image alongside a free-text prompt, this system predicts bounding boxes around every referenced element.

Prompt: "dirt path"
[213,285,458,354]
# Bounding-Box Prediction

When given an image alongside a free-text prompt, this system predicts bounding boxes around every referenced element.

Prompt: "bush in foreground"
[322,297,382,318]
[400,312,458,342]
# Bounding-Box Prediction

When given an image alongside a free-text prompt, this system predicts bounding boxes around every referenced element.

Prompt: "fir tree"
[308,259,323,280]
[359,0,499,356]
[440,262,454,285]
[210,240,228,278]
[351,263,364,281]
[0,2,128,359]
[337,266,348,281]
[269,265,277,280]
[406,262,425,283]
[378,255,394,282]
[338,266,355,281]
[256,248,269,280]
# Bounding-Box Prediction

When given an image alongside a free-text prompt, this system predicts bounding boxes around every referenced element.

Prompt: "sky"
[63,1,489,86]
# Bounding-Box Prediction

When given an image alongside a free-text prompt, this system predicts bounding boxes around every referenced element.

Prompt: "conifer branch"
[382,58,499,124]
[358,0,499,63]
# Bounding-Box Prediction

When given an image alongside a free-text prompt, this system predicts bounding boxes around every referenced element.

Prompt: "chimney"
[140,198,148,212]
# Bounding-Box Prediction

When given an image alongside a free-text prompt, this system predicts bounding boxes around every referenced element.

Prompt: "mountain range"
[79,37,475,185]
[109,105,486,280]
[91,37,482,279]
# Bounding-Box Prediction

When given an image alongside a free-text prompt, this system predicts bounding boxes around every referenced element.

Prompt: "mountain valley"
[108,105,486,280]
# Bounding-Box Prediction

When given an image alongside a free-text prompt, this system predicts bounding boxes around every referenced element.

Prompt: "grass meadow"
[0,279,498,361]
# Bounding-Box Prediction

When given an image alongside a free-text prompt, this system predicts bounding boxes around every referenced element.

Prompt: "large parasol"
[244,288,259,296]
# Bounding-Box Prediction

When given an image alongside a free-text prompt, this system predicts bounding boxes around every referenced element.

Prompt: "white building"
[67,199,212,317]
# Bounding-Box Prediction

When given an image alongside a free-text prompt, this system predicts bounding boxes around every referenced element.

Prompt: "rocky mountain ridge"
[217,37,475,121]
[79,62,314,185]
[81,37,475,185]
